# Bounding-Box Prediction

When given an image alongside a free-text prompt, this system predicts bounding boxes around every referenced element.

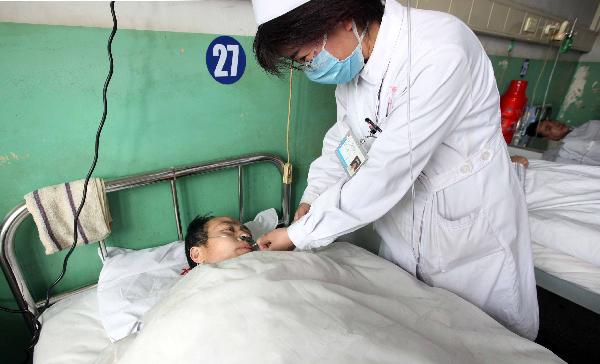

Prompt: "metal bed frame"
[0,154,291,331]
[534,268,600,315]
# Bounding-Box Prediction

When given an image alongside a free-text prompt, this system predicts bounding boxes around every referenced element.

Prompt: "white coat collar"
[360,0,406,86]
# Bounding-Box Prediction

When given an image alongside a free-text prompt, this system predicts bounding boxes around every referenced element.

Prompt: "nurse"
[252,0,539,340]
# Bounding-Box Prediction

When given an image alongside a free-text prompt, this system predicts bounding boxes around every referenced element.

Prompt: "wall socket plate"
[543,22,560,36]
[552,20,571,40]
[523,16,539,33]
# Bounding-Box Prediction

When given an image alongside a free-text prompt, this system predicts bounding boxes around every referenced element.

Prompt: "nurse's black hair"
[253,0,384,76]
[184,214,214,268]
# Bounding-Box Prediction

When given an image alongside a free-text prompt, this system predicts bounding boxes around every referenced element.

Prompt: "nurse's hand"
[294,203,311,221]
[510,155,529,168]
[257,228,295,251]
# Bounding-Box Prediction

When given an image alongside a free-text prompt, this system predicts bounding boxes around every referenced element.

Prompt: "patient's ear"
[190,246,206,265]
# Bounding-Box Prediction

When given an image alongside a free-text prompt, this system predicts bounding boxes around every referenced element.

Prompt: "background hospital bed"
[0,154,292,362]
[508,145,600,315]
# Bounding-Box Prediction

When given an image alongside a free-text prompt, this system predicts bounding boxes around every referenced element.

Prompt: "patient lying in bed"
[98,212,272,343]
[185,215,255,268]
[103,241,564,364]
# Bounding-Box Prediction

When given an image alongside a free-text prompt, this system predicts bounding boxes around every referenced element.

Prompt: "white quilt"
[526,161,600,267]
[100,243,562,364]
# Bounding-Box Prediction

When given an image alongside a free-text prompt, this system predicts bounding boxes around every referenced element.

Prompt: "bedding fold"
[525,161,600,267]
[106,243,562,364]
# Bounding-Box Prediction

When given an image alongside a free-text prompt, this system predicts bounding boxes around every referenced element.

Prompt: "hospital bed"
[0,154,291,362]
[1,154,563,363]
[508,145,600,315]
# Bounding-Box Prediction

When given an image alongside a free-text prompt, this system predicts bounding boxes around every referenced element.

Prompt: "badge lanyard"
[339,26,404,177]
[357,22,404,145]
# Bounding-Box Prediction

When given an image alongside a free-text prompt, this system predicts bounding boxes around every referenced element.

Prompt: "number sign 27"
[206,36,246,84]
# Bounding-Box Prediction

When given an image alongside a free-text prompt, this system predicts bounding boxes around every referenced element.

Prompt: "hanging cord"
[42,0,117,312]
[283,67,293,184]
[286,67,293,164]
[530,41,554,107]
[539,19,577,117]
[34,1,116,358]
[0,305,42,363]
[497,40,514,89]
[541,47,560,110]
[0,4,116,361]
[406,2,417,265]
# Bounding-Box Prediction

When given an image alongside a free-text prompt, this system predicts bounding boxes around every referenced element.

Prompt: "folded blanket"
[24,178,111,254]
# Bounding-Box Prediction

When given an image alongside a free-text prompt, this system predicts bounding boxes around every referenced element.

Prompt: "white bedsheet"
[526,161,600,267]
[532,242,600,295]
[104,243,562,364]
[34,289,111,364]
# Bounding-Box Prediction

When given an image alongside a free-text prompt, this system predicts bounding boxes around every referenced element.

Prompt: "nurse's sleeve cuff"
[288,218,336,250]
[287,221,310,250]
[300,190,319,205]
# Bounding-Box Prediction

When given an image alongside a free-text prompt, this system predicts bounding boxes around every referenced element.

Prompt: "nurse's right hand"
[294,203,311,221]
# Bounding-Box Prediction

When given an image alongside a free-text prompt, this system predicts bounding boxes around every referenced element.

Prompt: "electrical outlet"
[523,16,539,33]
[553,20,570,40]
[543,22,560,36]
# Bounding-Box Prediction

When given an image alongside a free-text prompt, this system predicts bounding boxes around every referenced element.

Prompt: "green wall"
[489,55,579,122]
[0,22,336,362]
[557,62,600,125]
[489,55,600,128]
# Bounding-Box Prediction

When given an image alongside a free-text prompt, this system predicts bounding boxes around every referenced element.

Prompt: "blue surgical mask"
[304,21,367,84]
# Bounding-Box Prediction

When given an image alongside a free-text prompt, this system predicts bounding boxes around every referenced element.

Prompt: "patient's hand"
[511,155,529,168]
[294,203,311,221]
[257,228,295,251]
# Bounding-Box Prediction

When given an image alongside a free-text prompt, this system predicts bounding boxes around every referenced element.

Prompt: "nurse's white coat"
[287,1,539,340]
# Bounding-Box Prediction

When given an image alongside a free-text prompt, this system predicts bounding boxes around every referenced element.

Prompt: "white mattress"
[532,242,600,295]
[34,288,111,364]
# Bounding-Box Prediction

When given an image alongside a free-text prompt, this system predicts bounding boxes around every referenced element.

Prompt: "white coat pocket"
[434,209,504,272]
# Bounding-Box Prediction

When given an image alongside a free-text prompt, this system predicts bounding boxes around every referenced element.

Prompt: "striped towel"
[24,178,112,255]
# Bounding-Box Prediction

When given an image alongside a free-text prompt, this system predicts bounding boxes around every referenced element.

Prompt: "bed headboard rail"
[0,153,291,330]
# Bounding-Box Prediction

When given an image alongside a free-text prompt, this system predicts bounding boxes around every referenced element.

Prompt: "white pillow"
[96,208,279,342]
[97,240,187,342]
[244,208,279,239]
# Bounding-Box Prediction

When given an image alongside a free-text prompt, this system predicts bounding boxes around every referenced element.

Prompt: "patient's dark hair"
[525,122,539,137]
[184,214,214,268]
[253,0,384,76]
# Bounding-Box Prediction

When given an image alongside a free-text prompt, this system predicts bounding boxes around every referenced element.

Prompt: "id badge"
[336,131,368,177]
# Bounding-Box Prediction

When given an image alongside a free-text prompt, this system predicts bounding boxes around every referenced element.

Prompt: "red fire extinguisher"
[500,80,528,144]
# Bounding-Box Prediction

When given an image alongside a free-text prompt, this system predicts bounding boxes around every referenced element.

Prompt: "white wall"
[579,33,600,61]
[478,33,582,61]
[0,0,593,62]
[0,1,258,36]
[512,0,600,29]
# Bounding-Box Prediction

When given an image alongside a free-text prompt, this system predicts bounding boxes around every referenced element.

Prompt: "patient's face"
[191,217,253,265]
[538,120,570,141]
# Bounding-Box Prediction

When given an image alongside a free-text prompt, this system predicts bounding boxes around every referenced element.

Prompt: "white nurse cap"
[251,0,311,25]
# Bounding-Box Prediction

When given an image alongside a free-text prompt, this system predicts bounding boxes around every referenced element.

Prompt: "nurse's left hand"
[510,155,529,168]
[257,228,295,251]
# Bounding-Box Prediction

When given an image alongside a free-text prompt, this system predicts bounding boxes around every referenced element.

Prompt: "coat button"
[460,164,472,174]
